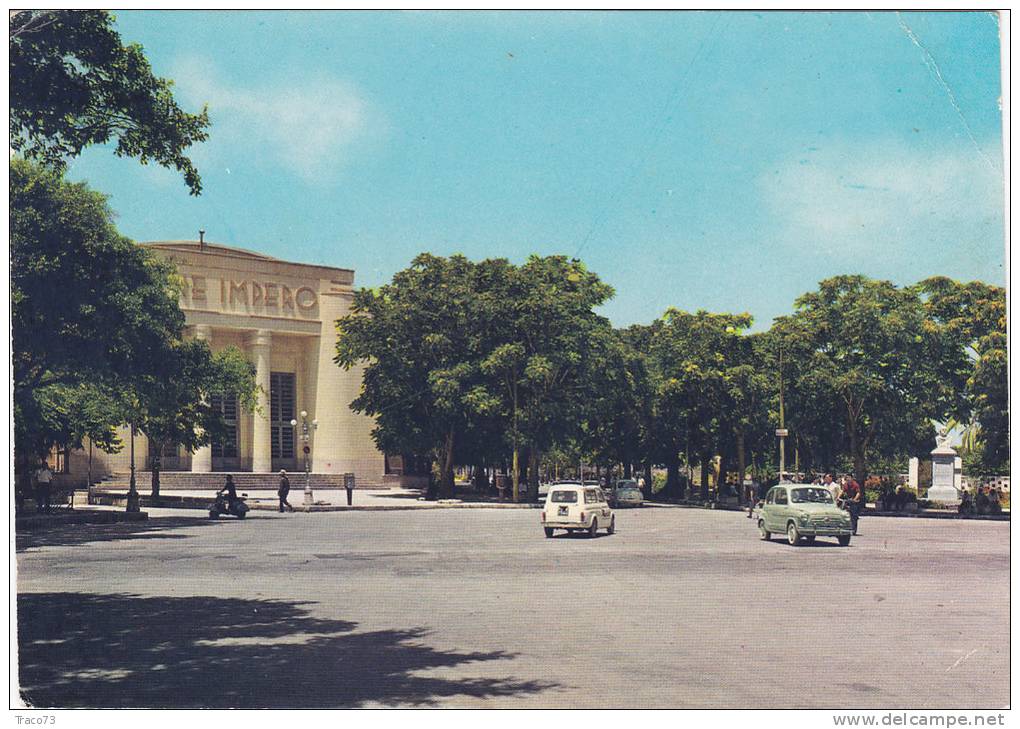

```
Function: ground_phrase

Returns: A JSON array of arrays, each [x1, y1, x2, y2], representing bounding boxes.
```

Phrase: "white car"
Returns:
[[612, 479, 644, 507], [541, 482, 615, 538]]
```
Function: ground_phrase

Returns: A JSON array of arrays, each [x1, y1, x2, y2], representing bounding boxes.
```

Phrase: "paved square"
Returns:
[[16, 506, 1009, 708]]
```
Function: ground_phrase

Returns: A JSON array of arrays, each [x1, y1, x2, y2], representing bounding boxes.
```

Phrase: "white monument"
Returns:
[[928, 433, 961, 505], [908, 457, 919, 492]]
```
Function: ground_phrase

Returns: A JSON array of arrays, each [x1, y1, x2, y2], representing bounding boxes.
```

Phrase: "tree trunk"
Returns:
[[736, 431, 747, 504], [716, 452, 727, 502], [526, 446, 541, 502], [665, 452, 680, 501], [699, 450, 711, 500], [511, 378, 520, 503], [150, 446, 162, 500], [644, 461, 653, 499], [623, 462, 632, 479], [511, 445, 520, 503], [846, 408, 868, 485], [437, 430, 456, 499]]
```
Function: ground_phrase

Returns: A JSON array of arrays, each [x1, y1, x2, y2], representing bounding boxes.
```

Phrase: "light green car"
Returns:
[[758, 484, 852, 546]]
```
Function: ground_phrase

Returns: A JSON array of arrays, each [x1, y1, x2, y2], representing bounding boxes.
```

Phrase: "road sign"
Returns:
[[775, 428, 789, 437]]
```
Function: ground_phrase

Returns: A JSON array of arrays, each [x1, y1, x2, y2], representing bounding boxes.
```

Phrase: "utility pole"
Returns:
[[511, 379, 519, 502], [777, 339, 787, 483]]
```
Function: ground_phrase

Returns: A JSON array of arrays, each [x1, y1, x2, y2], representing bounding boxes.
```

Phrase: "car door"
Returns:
[[763, 488, 777, 530], [773, 487, 789, 530]]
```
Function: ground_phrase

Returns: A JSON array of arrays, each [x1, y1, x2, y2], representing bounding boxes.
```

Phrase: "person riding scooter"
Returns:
[[218, 474, 239, 511], [210, 474, 249, 519]]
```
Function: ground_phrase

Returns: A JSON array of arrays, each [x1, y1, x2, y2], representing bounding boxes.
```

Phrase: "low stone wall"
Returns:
[[93, 471, 413, 492]]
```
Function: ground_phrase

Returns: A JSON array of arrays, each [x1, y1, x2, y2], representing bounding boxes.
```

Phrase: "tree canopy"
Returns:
[[918, 277, 1009, 471], [12, 159, 187, 462], [335, 256, 1004, 503], [11, 159, 255, 486], [782, 275, 972, 483], [130, 340, 258, 498], [336, 253, 614, 500], [10, 10, 209, 194]]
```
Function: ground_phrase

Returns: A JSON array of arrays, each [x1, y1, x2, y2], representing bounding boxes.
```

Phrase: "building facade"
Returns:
[[61, 240, 398, 488]]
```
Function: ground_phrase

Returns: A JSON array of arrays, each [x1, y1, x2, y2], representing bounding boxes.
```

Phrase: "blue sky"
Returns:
[[67, 10, 1005, 330]]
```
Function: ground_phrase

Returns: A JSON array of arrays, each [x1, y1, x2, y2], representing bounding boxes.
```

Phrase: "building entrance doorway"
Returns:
[[271, 372, 297, 471]]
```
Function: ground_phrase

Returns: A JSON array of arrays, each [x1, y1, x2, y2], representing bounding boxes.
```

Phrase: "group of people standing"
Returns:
[[13, 459, 56, 514], [959, 485, 1005, 516]]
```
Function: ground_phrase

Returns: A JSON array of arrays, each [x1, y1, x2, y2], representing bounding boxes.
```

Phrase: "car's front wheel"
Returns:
[[544, 527, 554, 538], [787, 522, 801, 546], [588, 518, 598, 538], [758, 520, 770, 541], [607, 515, 615, 535], [838, 535, 851, 547]]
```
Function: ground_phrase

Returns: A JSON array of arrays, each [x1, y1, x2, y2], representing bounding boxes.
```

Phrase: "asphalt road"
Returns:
[[16, 506, 1010, 708]]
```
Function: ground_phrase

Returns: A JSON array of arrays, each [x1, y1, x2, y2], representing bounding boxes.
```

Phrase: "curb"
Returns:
[[863, 509, 1009, 521], [251, 502, 544, 512], [15, 510, 149, 530]]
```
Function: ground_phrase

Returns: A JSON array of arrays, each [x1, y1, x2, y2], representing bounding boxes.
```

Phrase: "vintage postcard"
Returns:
[[10, 8, 1009, 719]]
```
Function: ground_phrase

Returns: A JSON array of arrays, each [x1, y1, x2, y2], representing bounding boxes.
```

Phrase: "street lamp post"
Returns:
[[290, 411, 318, 506], [126, 423, 140, 513]]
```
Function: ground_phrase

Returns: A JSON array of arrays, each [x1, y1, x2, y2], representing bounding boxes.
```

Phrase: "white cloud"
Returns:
[[760, 142, 1004, 262], [170, 55, 378, 181]]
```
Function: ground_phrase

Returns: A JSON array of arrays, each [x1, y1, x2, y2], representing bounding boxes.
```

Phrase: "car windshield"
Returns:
[[550, 490, 578, 503], [791, 487, 834, 504]]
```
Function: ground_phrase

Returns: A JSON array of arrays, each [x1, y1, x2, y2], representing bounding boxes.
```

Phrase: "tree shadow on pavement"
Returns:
[[17, 592, 557, 708], [16, 516, 222, 552]]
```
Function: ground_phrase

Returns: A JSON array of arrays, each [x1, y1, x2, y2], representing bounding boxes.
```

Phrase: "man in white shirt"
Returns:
[[34, 460, 53, 513], [823, 474, 840, 503]]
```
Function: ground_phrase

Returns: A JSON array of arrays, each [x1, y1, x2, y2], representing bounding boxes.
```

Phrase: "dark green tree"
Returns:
[[335, 254, 500, 499], [482, 256, 615, 502], [648, 309, 756, 500], [11, 159, 185, 476], [787, 275, 971, 484], [919, 277, 1008, 471], [130, 341, 257, 499], [10, 10, 209, 194]]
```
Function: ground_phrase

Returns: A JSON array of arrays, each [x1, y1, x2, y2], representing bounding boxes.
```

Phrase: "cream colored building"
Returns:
[[65, 240, 401, 488]]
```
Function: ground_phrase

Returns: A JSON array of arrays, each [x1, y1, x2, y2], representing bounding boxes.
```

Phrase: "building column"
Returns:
[[247, 329, 273, 473], [191, 324, 214, 473]]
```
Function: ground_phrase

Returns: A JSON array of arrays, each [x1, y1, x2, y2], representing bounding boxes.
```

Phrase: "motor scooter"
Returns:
[[209, 492, 249, 519]]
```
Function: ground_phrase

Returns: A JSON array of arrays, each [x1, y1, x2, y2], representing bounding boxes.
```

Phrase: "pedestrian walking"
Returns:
[[34, 459, 53, 514], [840, 476, 862, 535], [278, 469, 294, 512]]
